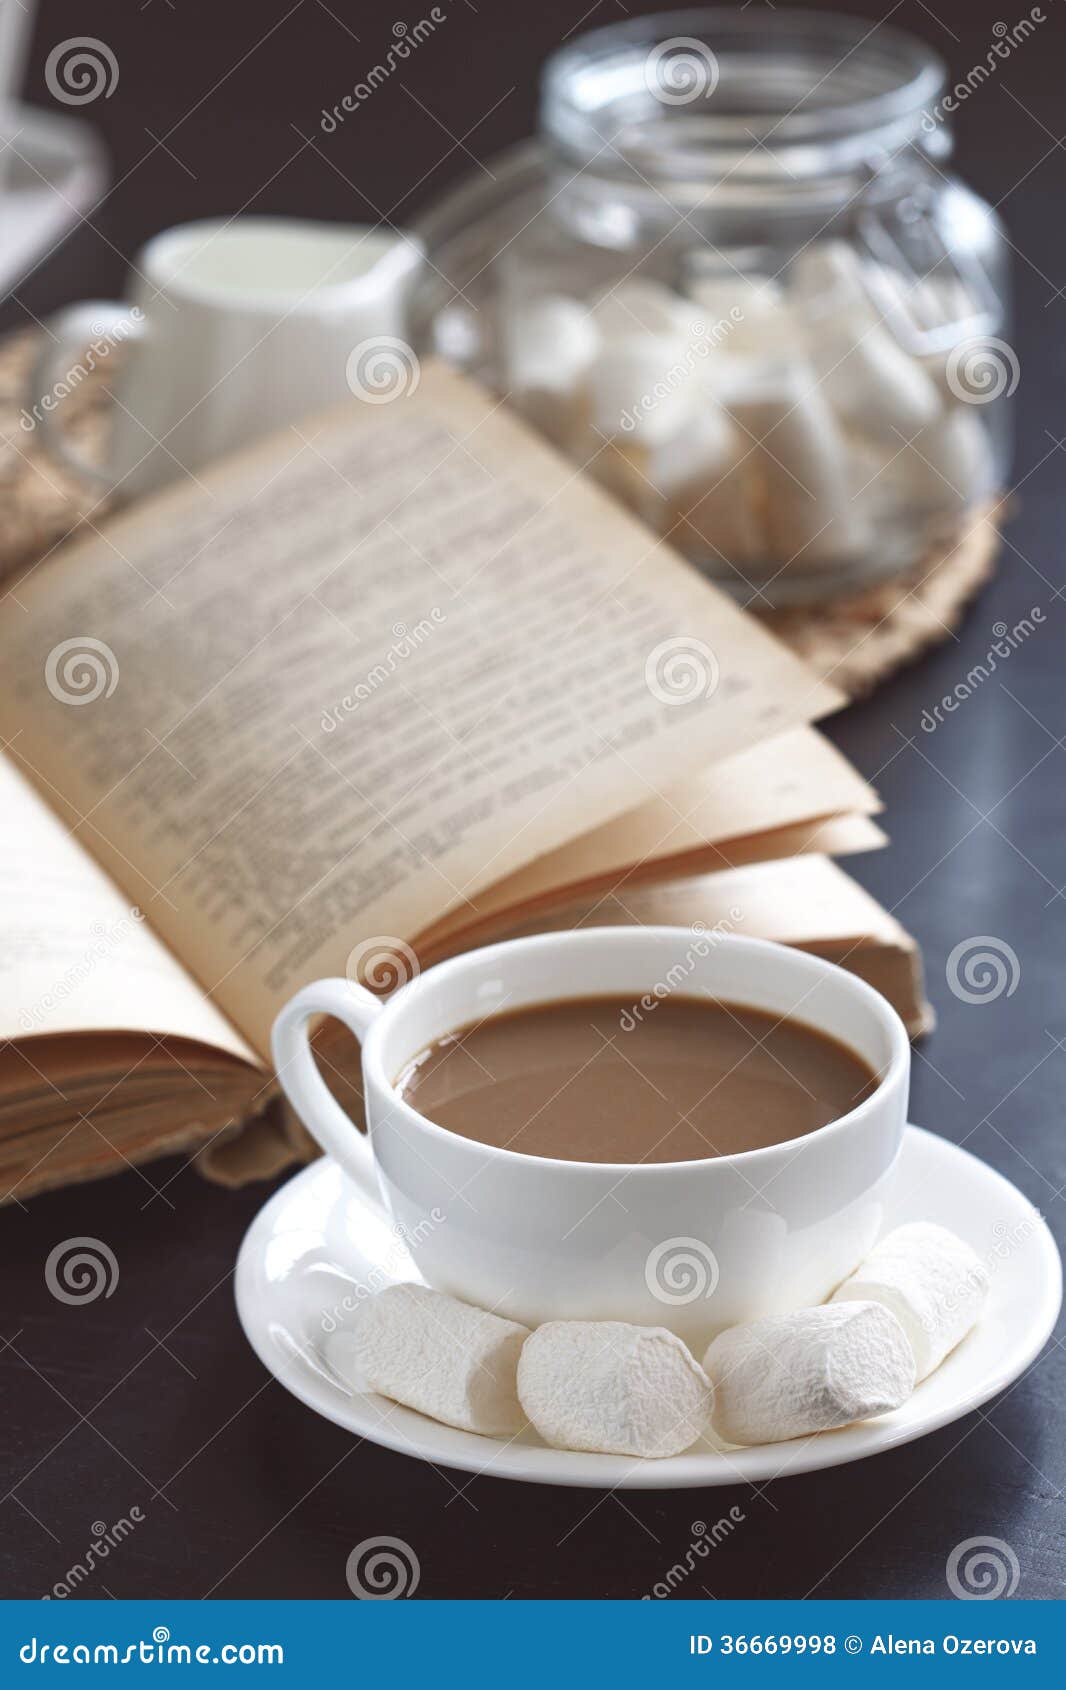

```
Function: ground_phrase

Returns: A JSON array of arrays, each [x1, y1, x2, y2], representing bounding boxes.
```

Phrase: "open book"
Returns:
[[0, 364, 927, 1203]]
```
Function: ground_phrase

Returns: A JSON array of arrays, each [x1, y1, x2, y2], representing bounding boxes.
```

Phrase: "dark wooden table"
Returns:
[[2, 0, 1064, 1601]]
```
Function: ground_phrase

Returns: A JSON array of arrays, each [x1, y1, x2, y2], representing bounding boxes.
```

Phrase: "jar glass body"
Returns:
[[411, 9, 1011, 607]]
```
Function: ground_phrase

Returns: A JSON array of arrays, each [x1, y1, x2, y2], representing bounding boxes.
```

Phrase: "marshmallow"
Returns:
[[704, 1301, 915, 1446], [682, 268, 795, 358], [877, 268, 967, 334], [648, 409, 763, 566], [587, 333, 699, 445], [792, 242, 924, 342], [850, 410, 992, 525], [500, 294, 599, 449], [643, 401, 735, 498], [791, 243, 943, 444], [517, 1320, 713, 1458], [808, 324, 943, 443], [832, 1222, 989, 1380], [843, 434, 929, 577], [328, 1282, 530, 1435], [790, 242, 874, 320], [861, 263, 984, 389], [835, 260, 990, 410], [500, 293, 599, 392], [590, 280, 704, 345], [846, 407, 993, 525], [726, 362, 869, 568], [906, 409, 995, 512]]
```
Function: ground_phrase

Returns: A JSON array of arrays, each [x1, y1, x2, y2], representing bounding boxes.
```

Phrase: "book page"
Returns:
[[429, 726, 879, 933], [418, 813, 886, 954], [0, 755, 256, 1062], [416, 858, 928, 1036], [478, 855, 914, 952], [0, 364, 839, 1055]]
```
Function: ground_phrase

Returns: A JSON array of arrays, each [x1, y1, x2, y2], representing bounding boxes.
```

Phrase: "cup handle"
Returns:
[[26, 301, 144, 491], [271, 978, 385, 1177]]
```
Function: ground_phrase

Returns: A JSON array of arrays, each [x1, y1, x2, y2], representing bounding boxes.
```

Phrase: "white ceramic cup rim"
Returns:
[[358, 928, 910, 1178], [136, 216, 420, 313]]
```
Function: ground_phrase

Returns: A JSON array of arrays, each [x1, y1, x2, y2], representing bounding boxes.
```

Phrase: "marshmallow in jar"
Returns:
[[495, 252, 1002, 602], [415, 10, 1011, 606]]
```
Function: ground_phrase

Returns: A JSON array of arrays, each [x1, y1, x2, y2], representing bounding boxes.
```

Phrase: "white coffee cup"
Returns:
[[271, 928, 910, 1347], [26, 215, 423, 499]]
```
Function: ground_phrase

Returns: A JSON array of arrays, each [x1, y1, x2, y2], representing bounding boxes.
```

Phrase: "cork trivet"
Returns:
[[0, 329, 116, 577], [764, 499, 1004, 697], [0, 328, 1001, 694]]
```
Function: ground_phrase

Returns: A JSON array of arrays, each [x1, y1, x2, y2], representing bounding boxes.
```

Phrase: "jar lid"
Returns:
[[541, 6, 947, 191]]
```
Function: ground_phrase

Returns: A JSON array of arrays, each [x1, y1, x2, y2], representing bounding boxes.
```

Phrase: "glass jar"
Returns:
[[410, 8, 1011, 607]]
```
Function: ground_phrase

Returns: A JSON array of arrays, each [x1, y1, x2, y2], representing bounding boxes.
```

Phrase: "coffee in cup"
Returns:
[[396, 994, 877, 1163]]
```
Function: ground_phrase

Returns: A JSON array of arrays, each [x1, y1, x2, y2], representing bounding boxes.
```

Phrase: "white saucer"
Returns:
[[234, 1127, 1061, 1490]]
